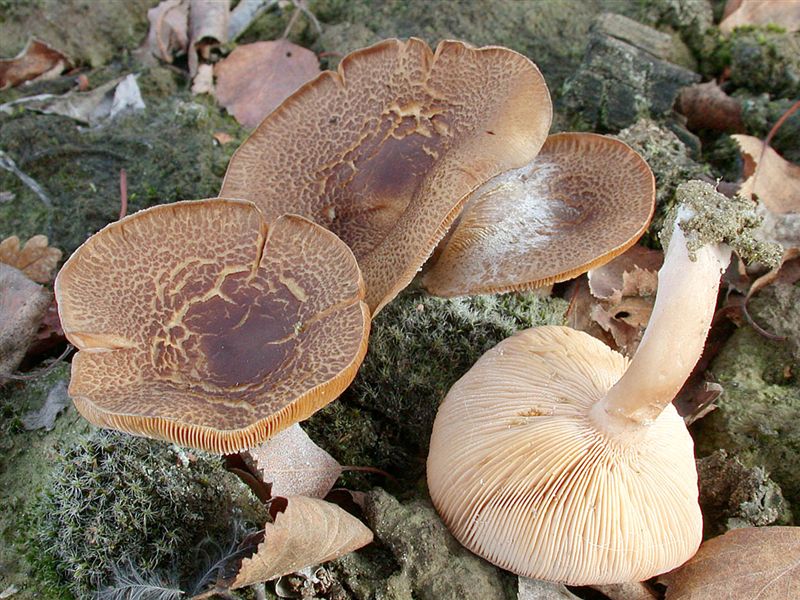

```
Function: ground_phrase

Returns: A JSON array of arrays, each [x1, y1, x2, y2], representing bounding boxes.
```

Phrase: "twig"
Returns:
[[281, 5, 302, 39], [119, 168, 128, 220], [0, 149, 53, 208], [6, 344, 74, 382]]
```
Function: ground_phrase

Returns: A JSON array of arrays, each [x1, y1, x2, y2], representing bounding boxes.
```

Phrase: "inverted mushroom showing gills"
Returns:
[[422, 133, 655, 296], [221, 38, 552, 314], [427, 182, 781, 584], [56, 200, 369, 454]]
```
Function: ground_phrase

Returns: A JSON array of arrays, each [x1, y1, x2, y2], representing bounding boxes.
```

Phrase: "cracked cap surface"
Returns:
[[56, 199, 369, 454], [220, 37, 552, 314]]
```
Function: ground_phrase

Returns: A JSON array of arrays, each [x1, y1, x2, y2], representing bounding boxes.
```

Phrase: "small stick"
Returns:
[[119, 168, 128, 220]]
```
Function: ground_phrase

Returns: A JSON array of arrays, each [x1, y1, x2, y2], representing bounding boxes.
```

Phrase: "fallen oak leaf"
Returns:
[[214, 39, 320, 128], [242, 423, 342, 499], [660, 526, 800, 599], [231, 496, 373, 588], [733, 134, 800, 215], [0, 235, 62, 283], [0, 39, 69, 90]]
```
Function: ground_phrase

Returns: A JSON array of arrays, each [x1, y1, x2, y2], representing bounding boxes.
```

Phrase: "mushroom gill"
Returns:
[[220, 38, 552, 314], [422, 133, 655, 296], [56, 199, 369, 454]]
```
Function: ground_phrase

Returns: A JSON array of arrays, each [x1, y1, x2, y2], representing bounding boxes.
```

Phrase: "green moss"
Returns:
[[706, 28, 800, 99], [615, 119, 708, 244], [306, 289, 568, 489], [0, 91, 245, 255], [27, 429, 265, 597], [309, 0, 646, 102], [0, 365, 90, 598], [695, 305, 800, 519], [0, 0, 152, 68]]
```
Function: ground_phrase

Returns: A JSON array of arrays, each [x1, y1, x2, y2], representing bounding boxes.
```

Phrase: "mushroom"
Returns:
[[55, 199, 369, 454], [427, 181, 780, 584], [220, 38, 552, 314], [421, 133, 655, 296]]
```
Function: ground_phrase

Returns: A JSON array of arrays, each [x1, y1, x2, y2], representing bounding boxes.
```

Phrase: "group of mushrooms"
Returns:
[[55, 38, 747, 588]]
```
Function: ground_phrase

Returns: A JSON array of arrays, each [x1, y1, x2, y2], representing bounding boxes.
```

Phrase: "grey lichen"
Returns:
[[332, 488, 516, 600], [28, 430, 264, 597], [661, 180, 782, 267], [697, 449, 791, 537]]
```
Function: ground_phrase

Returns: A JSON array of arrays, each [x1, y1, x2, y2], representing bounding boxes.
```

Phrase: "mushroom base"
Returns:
[[427, 326, 702, 585]]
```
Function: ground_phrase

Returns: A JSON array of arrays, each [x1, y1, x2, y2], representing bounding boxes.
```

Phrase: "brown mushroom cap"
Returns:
[[421, 133, 655, 296], [56, 199, 369, 454], [427, 326, 701, 585], [220, 38, 552, 314]]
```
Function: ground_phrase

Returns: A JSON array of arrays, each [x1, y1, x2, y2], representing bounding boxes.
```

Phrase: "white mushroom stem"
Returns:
[[596, 206, 732, 427]]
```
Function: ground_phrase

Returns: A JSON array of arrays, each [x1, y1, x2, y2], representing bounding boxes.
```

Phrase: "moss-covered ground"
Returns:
[[2, 0, 800, 597]]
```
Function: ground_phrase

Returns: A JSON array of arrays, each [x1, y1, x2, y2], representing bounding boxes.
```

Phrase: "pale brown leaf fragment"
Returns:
[[676, 82, 745, 133], [242, 424, 342, 499], [720, 0, 800, 34], [518, 577, 579, 599], [232, 496, 373, 588], [145, 0, 190, 63], [661, 526, 800, 599], [0, 264, 52, 380], [0, 39, 69, 90], [733, 134, 800, 215], [214, 39, 320, 128], [0, 235, 62, 283]]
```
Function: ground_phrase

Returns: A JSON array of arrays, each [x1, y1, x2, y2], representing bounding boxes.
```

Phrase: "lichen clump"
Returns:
[[29, 430, 261, 596], [661, 180, 782, 267]]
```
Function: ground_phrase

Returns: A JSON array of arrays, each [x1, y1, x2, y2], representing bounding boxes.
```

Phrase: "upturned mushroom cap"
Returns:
[[220, 38, 552, 314], [427, 326, 701, 585], [421, 133, 655, 296], [56, 199, 369, 454]]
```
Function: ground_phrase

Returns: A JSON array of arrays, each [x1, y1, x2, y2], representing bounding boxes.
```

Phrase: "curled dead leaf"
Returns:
[[0, 235, 62, 283], [214, 39, 320, 128], [145, 0, 190, 63], [231, 496, 372, 588], [189, 0, 229, 76], [0, 39, 69, 90], [661, 526, 800, 599], [242, 424, 343, 499]]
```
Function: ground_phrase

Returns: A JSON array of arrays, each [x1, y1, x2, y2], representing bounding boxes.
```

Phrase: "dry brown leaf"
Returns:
[[588, 245, 662, 302], [661, 526, 800, 599], [676, 81, 745, 133], [242, 424, 343, 499], [214, 39, 320, 128], [0, 264, 52, 379], [0, 39, 69, 90], [232, 496, 373, 588], [189, 0, 230, 76], [0, 235, 62, 283], [720, 0, 800, 34], [733, 134, 800, 215], [145, 0, 190, 63]]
